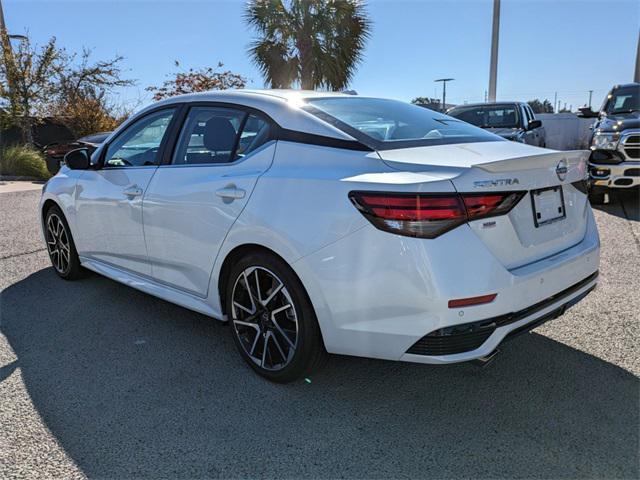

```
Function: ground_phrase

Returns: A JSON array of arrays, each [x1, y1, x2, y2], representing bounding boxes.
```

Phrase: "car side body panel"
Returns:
[[39, 90, 600, 369]]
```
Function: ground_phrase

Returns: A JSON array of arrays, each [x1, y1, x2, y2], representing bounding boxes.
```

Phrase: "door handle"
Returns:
[[216, 186, 246, 200], [123, 185, 143, 197]]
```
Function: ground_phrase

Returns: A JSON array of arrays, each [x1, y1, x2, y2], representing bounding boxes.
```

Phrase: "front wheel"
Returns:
[[226, 252, 327, 383], [44, 206, 85, 280], [588, 189, 606, 205]]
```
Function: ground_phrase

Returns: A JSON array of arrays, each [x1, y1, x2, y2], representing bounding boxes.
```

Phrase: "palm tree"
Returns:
[[245, 0, 371, 91]]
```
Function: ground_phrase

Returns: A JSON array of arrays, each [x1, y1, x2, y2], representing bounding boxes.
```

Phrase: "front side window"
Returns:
[[173, 107, 270, 165], [304, 97, 500, 150], [104, 109, 175, 167]]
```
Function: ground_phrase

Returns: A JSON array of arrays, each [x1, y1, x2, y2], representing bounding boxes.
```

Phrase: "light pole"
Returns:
[[0, 0, 27, 148], [488, 0, 501, 102], [635, 29, 639, 83], [435, 78, 454, 112]]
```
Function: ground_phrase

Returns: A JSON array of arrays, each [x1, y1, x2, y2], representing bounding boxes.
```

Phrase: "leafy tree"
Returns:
[[50, 49, 135, 137], [1, 31, 134, 142], [0, 30, 65, 143], [146, 61, 247, 101], [527, 98, 554, 114], [245, 0, 372, 90]]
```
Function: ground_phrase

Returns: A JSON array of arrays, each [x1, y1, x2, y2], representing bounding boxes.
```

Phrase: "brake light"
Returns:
[[462, 192, 525, 219], [349, 191, 525, 239]]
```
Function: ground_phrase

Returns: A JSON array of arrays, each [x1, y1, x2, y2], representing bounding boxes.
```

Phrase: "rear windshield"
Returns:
[[303, 97, 502, 150], [447, 104, 520, 129]]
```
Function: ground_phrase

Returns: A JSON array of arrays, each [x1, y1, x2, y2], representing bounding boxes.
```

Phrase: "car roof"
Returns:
[[611, 83, 640, 90], [139, 89, 358, 140], [449, 101, 525, 109]]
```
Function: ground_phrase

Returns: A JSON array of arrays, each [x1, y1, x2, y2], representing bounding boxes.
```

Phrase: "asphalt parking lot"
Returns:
[[0, 185, 638, 479]]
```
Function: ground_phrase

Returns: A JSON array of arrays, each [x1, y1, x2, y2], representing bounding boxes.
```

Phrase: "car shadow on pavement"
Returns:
[[592, 190, 639, 222], [2, 268, 639, 479]]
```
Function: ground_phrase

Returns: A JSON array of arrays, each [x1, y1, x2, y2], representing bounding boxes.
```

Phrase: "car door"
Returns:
[[520, 105, 534, 145], [529, 106, 545, 146], [142, 105, 275, 296], [74, 107, 178, 276]]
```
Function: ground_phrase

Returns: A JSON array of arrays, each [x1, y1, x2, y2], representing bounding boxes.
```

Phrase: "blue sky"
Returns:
[[4, 0, 639, 110]]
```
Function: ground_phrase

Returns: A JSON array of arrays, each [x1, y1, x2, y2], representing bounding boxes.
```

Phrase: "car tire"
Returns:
[[45, 156, 60, 175], [588, 190, 606, 205], [44, 206, 85, 280], [225, 251, 327, 383]]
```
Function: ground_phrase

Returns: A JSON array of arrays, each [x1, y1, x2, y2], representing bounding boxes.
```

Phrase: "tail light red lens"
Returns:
[[349, 191, 525, 239]]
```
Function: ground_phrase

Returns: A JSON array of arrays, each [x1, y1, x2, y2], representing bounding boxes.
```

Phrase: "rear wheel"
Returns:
[[225, 251, 326, 383], [44, 206, 84, 280]]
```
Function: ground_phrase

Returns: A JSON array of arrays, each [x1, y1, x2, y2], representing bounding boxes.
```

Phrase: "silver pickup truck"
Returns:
[[447, 101, 546, 147]]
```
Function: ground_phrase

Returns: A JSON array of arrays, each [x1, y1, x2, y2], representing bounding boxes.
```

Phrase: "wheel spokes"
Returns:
[[46, 214, 71, 273], [231, 266, 299, 371]]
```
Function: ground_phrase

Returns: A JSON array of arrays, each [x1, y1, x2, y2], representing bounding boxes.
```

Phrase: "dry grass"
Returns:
[[0, 145, 51, 180]]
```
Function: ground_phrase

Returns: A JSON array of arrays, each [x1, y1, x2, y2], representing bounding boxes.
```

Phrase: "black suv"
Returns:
[[585, 83, 639, 204]]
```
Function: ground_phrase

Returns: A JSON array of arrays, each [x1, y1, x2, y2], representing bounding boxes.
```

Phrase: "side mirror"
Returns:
[[64, 148, 91, 170], [528, 119, 542, 130], [577, 107, 599, 118]]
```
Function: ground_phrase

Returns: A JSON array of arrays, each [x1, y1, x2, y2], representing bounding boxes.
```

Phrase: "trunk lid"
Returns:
[[378, 141, 590, 269]]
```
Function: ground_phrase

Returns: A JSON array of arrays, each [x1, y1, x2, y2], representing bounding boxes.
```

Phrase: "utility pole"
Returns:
[[435, 78, 454, 112], [588, 90, 593, 109], [635, 29, 640, 83], [553, 91, 558, 113], [488, 0, 500, 102]]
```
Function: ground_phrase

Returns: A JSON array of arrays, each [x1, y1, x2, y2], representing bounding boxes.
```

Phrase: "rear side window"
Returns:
[[304, 97, 500, 150], [172, 107, 270, 165]]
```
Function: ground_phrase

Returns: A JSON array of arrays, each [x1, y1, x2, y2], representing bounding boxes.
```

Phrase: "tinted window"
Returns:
[[173, 108, 269, 165], [604, 86, 639, 114], [303, 97, 500, 150], [104, 109, 175, 167], [237, 114, 271, 158], [448, 104, 520, 129]]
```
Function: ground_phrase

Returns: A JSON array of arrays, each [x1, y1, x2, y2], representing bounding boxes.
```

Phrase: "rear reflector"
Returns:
[[448, 294, 497, 308], [349, 191, 525, 239]]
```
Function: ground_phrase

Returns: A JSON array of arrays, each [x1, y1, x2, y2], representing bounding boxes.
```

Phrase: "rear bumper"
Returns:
[[294, 204, 600, 364], [590, 160, 640, 189], [401, 272, 597, 363]]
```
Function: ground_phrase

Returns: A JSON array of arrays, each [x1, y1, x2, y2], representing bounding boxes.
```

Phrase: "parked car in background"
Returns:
[[447, 102, 546, 147], [43, 131, 111, 174], [584, 83, 639, 204], [41, 90, 598, 382]]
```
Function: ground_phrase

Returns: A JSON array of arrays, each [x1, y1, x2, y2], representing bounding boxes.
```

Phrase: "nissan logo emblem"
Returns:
[[556, 160, 568, 181]]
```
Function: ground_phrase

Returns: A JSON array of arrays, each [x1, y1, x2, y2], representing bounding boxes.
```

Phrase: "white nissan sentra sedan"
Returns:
[[40, 90, 600, 382]]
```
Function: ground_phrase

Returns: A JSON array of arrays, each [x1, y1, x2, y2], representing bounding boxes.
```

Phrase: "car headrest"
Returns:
[[203, 117, 237, 151]]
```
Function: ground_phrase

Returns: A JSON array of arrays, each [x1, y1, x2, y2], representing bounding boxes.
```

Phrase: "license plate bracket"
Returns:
[[531, 186, 566, 227]]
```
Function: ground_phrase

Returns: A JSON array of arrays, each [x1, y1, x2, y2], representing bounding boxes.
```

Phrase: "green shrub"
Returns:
[[0, 145, 51, 180]]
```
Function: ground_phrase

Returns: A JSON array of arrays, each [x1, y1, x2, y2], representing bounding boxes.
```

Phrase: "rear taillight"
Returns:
[[349, 191, 525, 239]]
